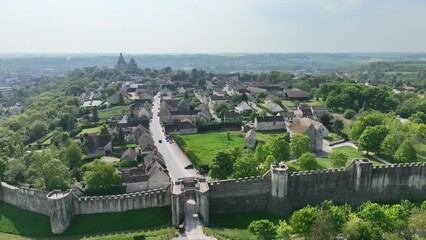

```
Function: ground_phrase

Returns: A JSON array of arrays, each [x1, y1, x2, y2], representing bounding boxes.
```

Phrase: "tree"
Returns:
[[381, 131, 405, 158], [307, 209, 337, 240], [297, 152, 318, 171], [290, 205, 319, 235], [100, 124, 110, 135], [216, 102, 229, 119], [320, 114, 332, 127], [247, 219, 277, 240], [350, 111, 386, 140], [249, 111, 258, 121], [0, 158, 6, 181], [394, 140, 417, 163], [408, 111, 426, 124], [209, 150, 234, 180], [264, 137, 290, 163], [92, 106, 99, 122], [263, 155, 276, 172], [290, 134, 311, 158], [118, 93, 124, 105], [328, 150, 348, 168], [84, 160, 121, 189], [232, 156, 259, 178], [64, 142, 83, 170], [332, 119, 344, 133], [358, 202, 390, 231], [343, 109, 356, 119], [4, 159, 26, 184], [118, 128, 125, 145], [358, 125, 389, 154], [342, 213, 372, 240], [29, 120, 47, 140], [27, 151, 69, 191], [276, 220, 292, 240], [254, 144, 268, 163]]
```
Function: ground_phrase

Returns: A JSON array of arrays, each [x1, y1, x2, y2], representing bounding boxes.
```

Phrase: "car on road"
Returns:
[[158, 140, 162, 143], [184, 164, 194, 169]]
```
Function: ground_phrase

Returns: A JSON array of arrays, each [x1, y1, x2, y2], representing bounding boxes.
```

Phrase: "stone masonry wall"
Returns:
[[208, 174, 271, 213], [287, 168, 352, 209], [0, 182, 50, 216], [73, 186, 171, 215]]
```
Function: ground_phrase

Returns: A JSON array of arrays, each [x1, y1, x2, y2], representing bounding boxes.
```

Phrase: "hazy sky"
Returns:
[[1, 0, 426, 53]]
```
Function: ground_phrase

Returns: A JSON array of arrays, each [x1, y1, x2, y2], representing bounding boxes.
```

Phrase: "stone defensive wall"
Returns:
[[1, 159, 425, 234], [0, 182, 171, 234], [209, 159, 426, 216], [208, 173, 271, 213], [74, 187, 171, 215], [0, 182, 50, 216]]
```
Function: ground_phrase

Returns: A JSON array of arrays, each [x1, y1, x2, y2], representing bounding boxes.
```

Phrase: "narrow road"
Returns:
[[150, 94, 199, 181]]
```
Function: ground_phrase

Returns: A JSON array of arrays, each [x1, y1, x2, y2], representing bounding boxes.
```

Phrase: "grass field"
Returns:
[[205, 211, 284, 240], [78, 126, 102, 136], [0, 203, 171, 237], [287, 146, 383, 171], [0, 203, 52, 237], [179, 131, 245, 166], [85, 227, 175, 240], [178, 131, 284, 166], [98, 105, 128, 120]]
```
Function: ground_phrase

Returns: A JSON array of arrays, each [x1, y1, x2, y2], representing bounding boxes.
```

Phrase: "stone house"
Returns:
[[85, 135, 113, 158], [137, 133, 156, 154], [223, 111, 240, 122], [254, 116, 286, 131], [295, 104, 313, 119], [177, 121, 198, 135], [287, 117, 324, 152], [177, 87, 186, 94], [121, 148, 137, 163], [265, 100, 284, 113], [177, 99, 190, 111], [280, 112, 295, 122], [311, 106, 329, 118], [284, 88, 310, 101], [245, 129, 257, 149], [235, 101, 252, 115]]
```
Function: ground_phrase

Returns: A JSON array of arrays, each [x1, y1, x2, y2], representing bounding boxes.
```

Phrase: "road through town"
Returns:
[[150, 94, 199, 181]]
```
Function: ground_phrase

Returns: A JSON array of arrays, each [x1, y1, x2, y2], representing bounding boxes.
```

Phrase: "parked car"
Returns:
[[184, 164, 194, 169], [158, 140, 162, 143]]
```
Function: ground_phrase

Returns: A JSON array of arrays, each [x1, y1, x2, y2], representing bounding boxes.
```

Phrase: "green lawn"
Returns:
[[178, 131, 284, 166], [179, 131, 245, 166], [78, 126, 102, 136], [0, 203, 52, 237], [0, 203, 171, 237], [287, 146, 384, 171], [205, 211, 284, 240], [324, 132, 342, 141], [85, 227, 175, 240], [98, 105, 128, 120]]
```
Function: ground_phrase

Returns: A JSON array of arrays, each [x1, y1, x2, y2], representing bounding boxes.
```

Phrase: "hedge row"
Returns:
[[197, 120, 242, 132]]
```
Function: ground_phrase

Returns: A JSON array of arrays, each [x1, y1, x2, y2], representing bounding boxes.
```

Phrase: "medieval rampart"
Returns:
[[208, 173, 271, 213], [74, 186, 171, 215], [1, 159, 425, 234], [0, 183, 171, 234], [0, 182, 50, 216]]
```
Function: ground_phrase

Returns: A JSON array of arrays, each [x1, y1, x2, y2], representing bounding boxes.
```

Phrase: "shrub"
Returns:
[[343, 109, 356, 119]]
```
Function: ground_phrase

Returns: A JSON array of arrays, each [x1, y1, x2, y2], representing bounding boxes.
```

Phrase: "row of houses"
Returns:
[[252, 115, 328, 152]]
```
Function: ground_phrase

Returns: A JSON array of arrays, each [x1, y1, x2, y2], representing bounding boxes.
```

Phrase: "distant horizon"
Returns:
[[1, 1, 426, 53], [1, 52, 426, 57]]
